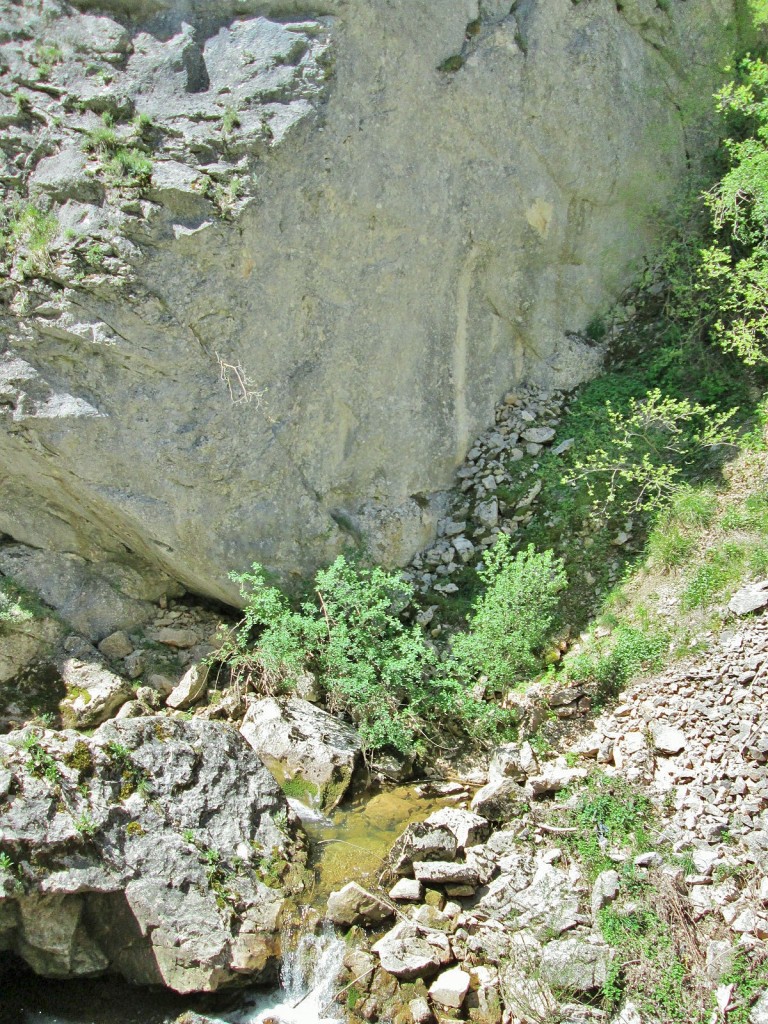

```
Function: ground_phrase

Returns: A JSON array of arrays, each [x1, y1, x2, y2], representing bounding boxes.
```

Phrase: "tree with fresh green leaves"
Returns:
[[449, 537, 566, 690]]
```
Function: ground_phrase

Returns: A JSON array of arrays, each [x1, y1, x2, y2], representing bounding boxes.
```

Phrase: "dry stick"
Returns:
[[312, 964, 378, 1016], [535, 822, 578, 835]]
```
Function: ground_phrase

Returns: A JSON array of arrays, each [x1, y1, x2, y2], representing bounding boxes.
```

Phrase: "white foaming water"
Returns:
[[222, 926, 345, 1024], [287, 798, 333, 827]]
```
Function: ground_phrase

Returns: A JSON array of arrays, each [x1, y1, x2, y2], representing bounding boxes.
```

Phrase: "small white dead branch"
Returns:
[[216, 351, 266, 406]]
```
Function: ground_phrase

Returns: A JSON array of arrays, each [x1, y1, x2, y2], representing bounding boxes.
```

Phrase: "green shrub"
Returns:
[[566, 625, 668, 703], [104, 148, 152, 186], [221, 555, 514, 754], [565, 390, 738, 517], [563, 772, 655, 880], [22, 736, 60, 784], [681, 541, 747, 608], [718, 948, 768, 1024], [449, 537, 566, 690], [83, 124, 120, 155]]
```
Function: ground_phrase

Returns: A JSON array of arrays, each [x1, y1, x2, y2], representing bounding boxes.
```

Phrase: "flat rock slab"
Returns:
[[166, 663, 209, 710], [326, 882, 393, 927], [729, 581, 768, 616], [413, 861, 481, 886], [371, 921, 452, 979], [240, 696, 361, 811]]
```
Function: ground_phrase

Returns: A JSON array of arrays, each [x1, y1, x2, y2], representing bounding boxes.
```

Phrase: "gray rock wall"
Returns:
[[0, 0, 739, 602]]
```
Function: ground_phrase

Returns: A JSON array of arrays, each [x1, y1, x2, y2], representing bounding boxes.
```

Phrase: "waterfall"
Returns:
[[224, 925, 345, 1024]]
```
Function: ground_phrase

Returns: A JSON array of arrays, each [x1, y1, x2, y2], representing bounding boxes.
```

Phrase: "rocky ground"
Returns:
[[321, 603, 768, 1024], [1, 333, 767, 1019]]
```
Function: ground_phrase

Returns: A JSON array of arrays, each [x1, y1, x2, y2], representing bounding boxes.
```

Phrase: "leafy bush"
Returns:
[[565, 625, 669, 703], [564, 389, 738, 517], [220, 555, 518, 754], [450, 537, 566, 690], [104, 148, 152, 187]]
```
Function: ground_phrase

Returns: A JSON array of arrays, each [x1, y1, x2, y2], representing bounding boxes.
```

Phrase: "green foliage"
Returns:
[[565, 625, 668, 703], [221, 554, 514, 754], [0, 202, 58, 278], [438, 54, 465, 73], [647, 487, 718, 569], [670, 55, 768, 367], [84, 242, 108, 267], [83, 113, 153, 189], [450, 538, 566, 690], [681, 536, 768, 609], [718, 948, 768, 1024], [221, 107, 241, 133], [0, 851, 14, 872], [83, 124, 121, 155], [64, 740, 93, 779], [22, 736, 60, 784], [598, 905, 695, 1022], [104, 147, 153, 186], [33, 42, 63, 79], [0, 577, 39, 625], [73, 811, 98, 837], [562, 772, 655, 880], [564, 390, 738, 517]]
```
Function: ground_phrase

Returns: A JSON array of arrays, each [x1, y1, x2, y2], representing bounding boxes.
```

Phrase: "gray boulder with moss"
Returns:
[[239, 695, 361, 811], [0, 717, 306, 993]]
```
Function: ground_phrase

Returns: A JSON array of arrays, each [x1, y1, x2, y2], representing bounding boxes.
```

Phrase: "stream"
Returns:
[[0, 784, 451, 1024]]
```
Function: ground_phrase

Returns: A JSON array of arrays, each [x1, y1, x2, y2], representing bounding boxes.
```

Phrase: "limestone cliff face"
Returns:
[[0, 0, 739, 604]]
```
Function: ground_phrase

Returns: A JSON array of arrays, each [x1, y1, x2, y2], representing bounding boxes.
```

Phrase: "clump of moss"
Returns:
[[438, 54, 464, 73], [64, 740, 93, 780], [125, 821, 145, 837]]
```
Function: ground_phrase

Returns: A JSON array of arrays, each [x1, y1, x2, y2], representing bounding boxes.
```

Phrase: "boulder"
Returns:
[[0, 718, 302, 993], [650, 724, 687, 756], [240, 696, 361, 811], [729, 581, 768, 616], [591, 870, 620, 920], [326, 882, 393, 927], [0, 546, 173, 642], [97, 632, 134, 660], [166, 663, 210, 710], [389, 878, 424, 902], [539, 936, 614, 991], [470, 778, 526, 821], [371, 921, 453, 979], [389, 822, 458, 876], [424, 808, 490, 851], [429, 966, 471, 1008], [58, 646, 133, 729]]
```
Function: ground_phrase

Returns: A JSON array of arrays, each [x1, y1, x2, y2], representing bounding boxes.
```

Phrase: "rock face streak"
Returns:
[[0, 0, 737, 600]]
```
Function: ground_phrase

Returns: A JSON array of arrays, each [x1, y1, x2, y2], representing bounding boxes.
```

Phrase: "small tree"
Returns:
[[450, 537, 566, 690]]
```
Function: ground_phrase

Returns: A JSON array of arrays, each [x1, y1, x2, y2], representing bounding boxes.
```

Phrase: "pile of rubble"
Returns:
[[404, 384, 570, 599]]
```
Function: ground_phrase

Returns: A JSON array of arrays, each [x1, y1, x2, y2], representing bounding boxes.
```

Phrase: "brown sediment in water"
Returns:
[[303, 784, 453, 900]]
